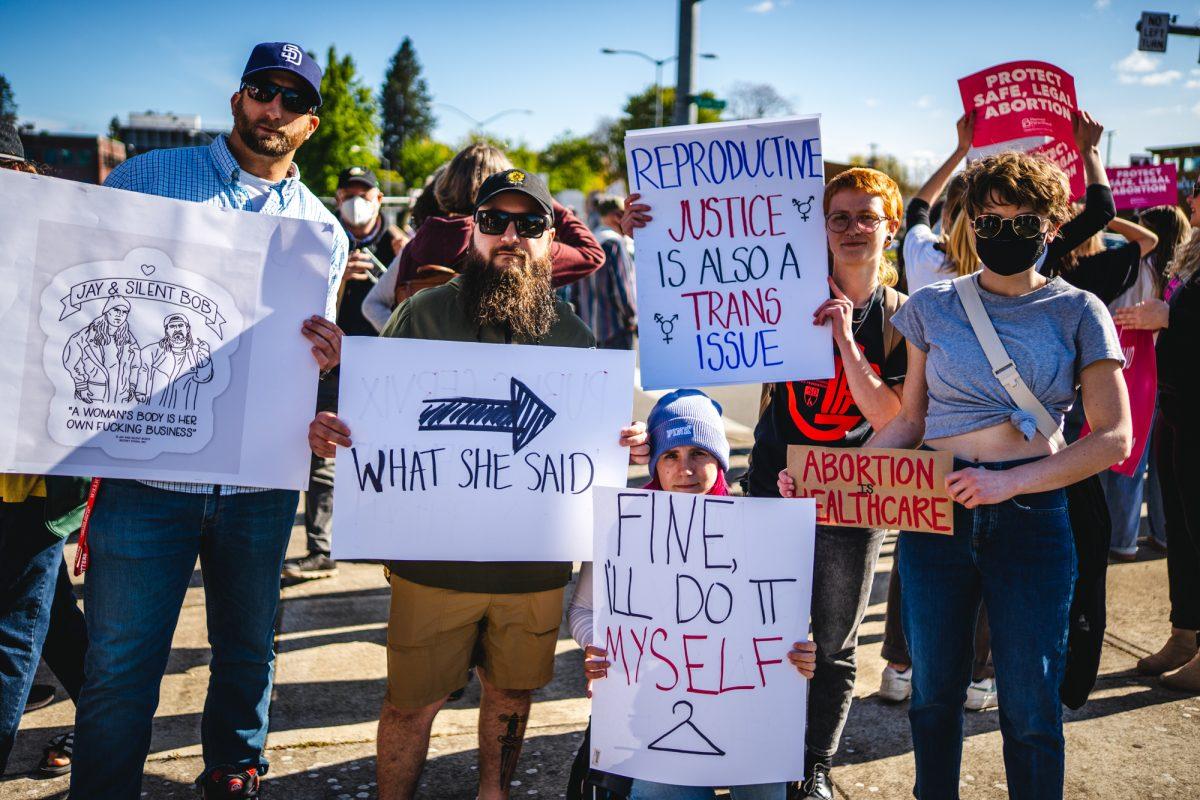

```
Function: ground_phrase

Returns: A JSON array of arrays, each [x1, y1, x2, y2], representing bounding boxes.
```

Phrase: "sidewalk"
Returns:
[[6, 449, 1199, 798]]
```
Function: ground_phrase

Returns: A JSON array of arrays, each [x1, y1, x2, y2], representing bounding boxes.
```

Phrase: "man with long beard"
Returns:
[[138, 313, 213, 410], [74, 42, 346, 799], [308, 169, 648, 800]]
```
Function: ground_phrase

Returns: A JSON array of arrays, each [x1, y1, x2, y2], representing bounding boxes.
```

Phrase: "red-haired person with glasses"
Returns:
[[625, 167, 909, 800]]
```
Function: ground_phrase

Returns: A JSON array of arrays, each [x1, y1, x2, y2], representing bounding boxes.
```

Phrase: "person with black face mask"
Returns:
[[864, 150, 1132, 800]]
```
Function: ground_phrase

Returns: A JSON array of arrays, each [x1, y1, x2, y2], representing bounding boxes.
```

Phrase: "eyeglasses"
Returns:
[[824, 212, 890, 233], [971, 213, 1046, 240], [240, 81, 317, 115], [474, 209, 552, 239]]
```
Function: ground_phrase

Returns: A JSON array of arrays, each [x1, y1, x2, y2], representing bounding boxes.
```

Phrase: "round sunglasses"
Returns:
[[824, 211, 891, 233], [972, 213, 1047, 240]]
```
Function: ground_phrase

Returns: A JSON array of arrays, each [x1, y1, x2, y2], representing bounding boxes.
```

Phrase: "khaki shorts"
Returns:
[[385, 576, 565, 709]]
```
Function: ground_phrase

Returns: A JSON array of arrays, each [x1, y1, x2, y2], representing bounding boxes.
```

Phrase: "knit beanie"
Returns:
[[647, 389, 730, 476]]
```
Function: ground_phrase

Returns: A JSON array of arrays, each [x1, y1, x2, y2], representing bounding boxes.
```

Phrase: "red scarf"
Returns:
[[643, 470, 730, 496]]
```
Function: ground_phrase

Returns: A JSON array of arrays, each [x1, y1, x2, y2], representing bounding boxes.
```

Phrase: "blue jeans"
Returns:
[[630, 779, 786, 799], [1098, 437, 1153, 556], [899, 457, 1075, 800], [70, 480, 298, 799], [0, 497, 62, 774]]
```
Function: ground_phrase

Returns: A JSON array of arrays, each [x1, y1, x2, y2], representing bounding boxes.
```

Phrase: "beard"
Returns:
[[232, 97, 308, 157], [459, 245, 556, 341]]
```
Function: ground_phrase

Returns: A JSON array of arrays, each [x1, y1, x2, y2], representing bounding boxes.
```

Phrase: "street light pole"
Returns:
[[674, 0, 700, 126], [601, 47, 717, 128], [434, 103, 532, 135], [654, 61, 664, 128]]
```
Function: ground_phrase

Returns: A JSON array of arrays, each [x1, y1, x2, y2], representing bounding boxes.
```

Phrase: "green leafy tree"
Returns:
[[108, 115, 122, 142], [0, 74, 17, 126], [506, 142, 541, 175], [380, 38, 435, 174], [397, 137, 454, 188], [604, 85, 722, 180], [539, 133, 608, 193], [294, 46, 380, 196]]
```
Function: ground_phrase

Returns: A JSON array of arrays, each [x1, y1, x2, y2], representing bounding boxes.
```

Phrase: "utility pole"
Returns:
[[672, 0, 700, 126], [1105, 130, 1116, 167]]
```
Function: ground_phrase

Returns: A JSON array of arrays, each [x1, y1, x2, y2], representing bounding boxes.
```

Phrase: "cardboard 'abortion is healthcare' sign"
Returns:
[[786, 445, 955, 535]]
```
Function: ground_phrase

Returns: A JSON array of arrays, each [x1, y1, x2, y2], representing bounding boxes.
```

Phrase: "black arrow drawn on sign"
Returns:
[[417, 377, 556, 453]]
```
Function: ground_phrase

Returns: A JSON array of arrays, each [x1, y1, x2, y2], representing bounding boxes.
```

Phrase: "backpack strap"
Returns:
[[952, 274, 1067, 451], [758, 284, 909, 421], [881, 285, 908, 360]]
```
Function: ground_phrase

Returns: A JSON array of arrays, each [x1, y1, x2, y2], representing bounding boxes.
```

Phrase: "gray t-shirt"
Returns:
[[891, 275, 1124, 441]]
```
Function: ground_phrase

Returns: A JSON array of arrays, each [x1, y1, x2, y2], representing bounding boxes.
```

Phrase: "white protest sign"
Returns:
[[624, 115, 832, 390], [590, 486, 816, 786], [331, 338, 634, 561], [0, 169, 334, 490]]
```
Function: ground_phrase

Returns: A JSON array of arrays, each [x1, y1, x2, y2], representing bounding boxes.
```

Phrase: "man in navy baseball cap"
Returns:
[[229, 41, 324, 163], [241, 42, 323, 108]]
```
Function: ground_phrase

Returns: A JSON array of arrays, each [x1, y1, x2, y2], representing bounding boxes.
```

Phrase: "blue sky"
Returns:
[[5, 0, 1200, 176]]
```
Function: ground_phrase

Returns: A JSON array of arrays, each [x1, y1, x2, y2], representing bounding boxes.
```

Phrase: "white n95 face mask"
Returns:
[[340, 196, 377, 227]]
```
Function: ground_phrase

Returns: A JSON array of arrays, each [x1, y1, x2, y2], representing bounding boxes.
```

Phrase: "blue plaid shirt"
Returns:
[[104, 134, 348, 495]]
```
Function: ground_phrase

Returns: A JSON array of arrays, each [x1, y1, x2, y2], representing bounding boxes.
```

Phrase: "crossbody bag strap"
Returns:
[[952, 275, 1067, 451]]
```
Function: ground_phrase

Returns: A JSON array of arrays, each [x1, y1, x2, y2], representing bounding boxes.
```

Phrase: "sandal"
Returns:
[[39, 731, 73, 776]]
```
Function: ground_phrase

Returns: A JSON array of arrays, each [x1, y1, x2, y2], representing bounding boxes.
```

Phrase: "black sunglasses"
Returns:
[[474, 209, 552, 239], [972, 213, 1046, 240], [240, 80, 317, 115]]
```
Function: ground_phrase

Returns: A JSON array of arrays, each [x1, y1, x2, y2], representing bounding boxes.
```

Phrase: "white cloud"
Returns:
[[747, 1, 774, 12], [1094, 0, 1111, 8], [1140, 69, 1183, 86], [1146, 105, 1186, 116], [1193, 101, 1200, 116], [1114, 50, 1160, 74], [914, 95, 935, 110], [1187, 79, 1200, 89], [1114, 50, 1182, 85], [864, 97, 880, 108]]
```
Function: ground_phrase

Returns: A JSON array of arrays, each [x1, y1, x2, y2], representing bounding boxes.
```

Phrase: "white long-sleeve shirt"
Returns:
[[568, 561, 595, 649]]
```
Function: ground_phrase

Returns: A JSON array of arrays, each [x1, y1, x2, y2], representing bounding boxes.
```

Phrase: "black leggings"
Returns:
[[1156, 391, 1200, 631]]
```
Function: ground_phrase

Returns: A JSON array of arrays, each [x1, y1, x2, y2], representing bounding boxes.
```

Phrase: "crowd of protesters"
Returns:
[[2, 37, 1200, 800]]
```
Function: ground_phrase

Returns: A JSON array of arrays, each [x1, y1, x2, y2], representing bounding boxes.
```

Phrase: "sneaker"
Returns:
[[878, 665, 912, 703], [965, 677, 998, 711], [281, 553, 337, 580], [196, 765, 261, 798]]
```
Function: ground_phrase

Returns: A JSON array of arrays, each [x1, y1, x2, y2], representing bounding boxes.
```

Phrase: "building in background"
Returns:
[[117, 112, 226, 156], [19, 132, 126, 184], [1146, 143, 1199, 200]]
